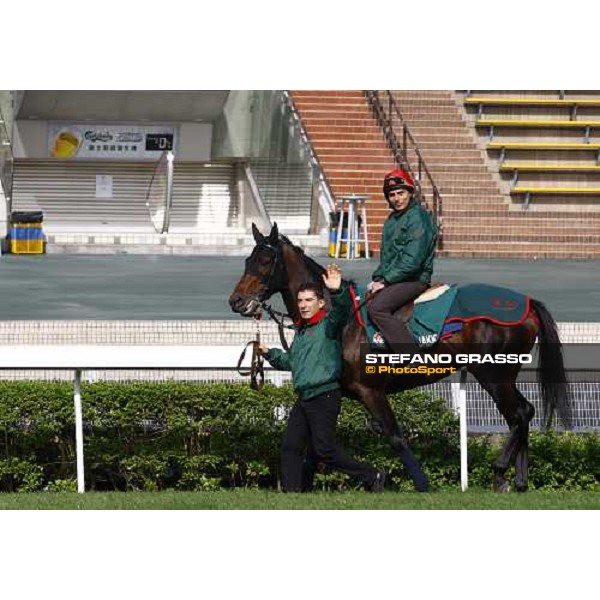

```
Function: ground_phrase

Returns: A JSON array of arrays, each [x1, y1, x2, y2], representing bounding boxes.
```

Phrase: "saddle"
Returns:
[[373, 282, 451, 325]]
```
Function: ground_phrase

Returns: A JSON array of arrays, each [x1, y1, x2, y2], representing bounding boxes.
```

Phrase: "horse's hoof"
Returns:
[[495, 481, 511, 493]]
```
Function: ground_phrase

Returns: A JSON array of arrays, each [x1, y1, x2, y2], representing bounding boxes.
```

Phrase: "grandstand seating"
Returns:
[[478, 119, 600, 129], [466, 97, 600, 106], [291, 90, 600, 258], [489, 142, 600, 150], [462, 91, 600, 254], [466, 91, 600, 187], [387, 91, 515, 256]]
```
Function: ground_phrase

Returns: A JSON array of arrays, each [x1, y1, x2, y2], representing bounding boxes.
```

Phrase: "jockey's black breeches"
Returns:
[[367, 280, 428, 346]]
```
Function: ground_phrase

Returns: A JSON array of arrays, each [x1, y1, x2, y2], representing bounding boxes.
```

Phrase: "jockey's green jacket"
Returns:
[[372, 199, 437, 285], [264, 285, 352, 400]]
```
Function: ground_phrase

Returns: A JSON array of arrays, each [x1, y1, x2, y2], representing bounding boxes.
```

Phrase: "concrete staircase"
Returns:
[[389, 90, 600, 258], [289, 91, 395, 253]]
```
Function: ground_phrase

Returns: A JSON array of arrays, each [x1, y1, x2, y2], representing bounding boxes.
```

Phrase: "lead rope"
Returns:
[[236, 313, 265, 390]]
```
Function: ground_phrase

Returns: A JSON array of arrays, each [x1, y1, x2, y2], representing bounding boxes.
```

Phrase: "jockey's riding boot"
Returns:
[[385, 321, 423, 358]]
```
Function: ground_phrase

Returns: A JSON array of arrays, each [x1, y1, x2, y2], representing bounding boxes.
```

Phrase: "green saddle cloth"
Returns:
[[355, 283, 529, 349], [446, 283, 530, 324], [410, 285, 459, 345]]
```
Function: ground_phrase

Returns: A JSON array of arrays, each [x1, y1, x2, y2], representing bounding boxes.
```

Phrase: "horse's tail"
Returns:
[[531, 298, 572, 429]]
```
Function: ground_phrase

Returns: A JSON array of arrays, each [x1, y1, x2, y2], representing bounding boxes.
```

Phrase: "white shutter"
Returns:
[[12, 161, 237, 233]]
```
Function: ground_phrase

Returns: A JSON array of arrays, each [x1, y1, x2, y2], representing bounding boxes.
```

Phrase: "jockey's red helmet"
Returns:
[[383, 169, 415, 199]]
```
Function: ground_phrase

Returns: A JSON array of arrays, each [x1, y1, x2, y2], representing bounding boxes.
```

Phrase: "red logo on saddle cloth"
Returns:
[[491, 298, 519, 311]]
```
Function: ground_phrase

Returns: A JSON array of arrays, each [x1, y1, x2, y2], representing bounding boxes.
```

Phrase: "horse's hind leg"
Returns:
[[512, 387, 535, 492], [359, 387, 429, 492], [472, 374, 533, 492]]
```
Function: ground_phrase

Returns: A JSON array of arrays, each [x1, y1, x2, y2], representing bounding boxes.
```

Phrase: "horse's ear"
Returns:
[[252, 222, 265, 245], [268, 222, 279, 245]]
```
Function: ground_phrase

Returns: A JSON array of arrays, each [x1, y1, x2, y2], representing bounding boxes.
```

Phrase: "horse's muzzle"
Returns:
[[229, 293, 246, 313], [229, 293, 259, 316]]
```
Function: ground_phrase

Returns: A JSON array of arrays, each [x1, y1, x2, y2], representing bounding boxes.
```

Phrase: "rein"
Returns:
[[236, 302, 295, 391], [236, 316, 265, 391], [260, 301, 294, 351]]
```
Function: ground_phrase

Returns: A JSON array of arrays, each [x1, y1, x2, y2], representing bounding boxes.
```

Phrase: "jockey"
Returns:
[[367, 169, 437, 353], [258, 264, 385, 493]]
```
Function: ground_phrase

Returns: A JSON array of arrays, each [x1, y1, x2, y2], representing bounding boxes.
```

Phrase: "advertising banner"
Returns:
[[48, 124, 176, 160]]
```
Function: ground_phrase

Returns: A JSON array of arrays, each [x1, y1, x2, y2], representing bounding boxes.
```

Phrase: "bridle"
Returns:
[[236, 240, 294, 388], [246, 241, 295, 337], [252, 242, 286, 297], [235, 238, 372, 388]]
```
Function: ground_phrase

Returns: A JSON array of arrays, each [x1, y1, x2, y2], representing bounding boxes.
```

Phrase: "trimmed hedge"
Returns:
[[0, 381, 598, 492]]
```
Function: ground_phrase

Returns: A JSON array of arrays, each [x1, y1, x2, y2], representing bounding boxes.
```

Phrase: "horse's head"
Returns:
[[229, 222, 286, 316]]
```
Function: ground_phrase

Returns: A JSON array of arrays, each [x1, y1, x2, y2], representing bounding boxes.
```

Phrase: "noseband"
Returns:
[[246, 242, 288, 304]]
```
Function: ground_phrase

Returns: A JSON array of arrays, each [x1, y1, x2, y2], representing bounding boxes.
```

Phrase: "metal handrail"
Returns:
[[243, 163, 272, 228], [365, 90, 443, 249], [281, 91, 336, 214]]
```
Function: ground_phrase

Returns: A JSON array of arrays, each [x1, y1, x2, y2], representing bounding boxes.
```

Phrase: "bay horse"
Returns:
[[229, 223, 571, 492]]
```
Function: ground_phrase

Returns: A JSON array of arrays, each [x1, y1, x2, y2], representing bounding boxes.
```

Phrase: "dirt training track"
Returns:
[[0, 255, 597, 321]]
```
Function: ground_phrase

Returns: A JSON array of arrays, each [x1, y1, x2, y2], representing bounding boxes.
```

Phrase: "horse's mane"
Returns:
[[279, 234, 325, 279], [279, 234, 356, 289]]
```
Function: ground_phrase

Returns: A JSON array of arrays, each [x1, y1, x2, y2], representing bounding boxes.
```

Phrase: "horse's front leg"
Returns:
[[351, 384, 429, 492]]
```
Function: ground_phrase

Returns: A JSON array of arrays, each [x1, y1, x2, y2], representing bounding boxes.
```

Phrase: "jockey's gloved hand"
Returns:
[[368, 281, 385, 294]]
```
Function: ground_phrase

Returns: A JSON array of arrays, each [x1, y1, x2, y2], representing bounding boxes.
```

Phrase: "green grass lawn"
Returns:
[[0, 489, 598, 510]]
